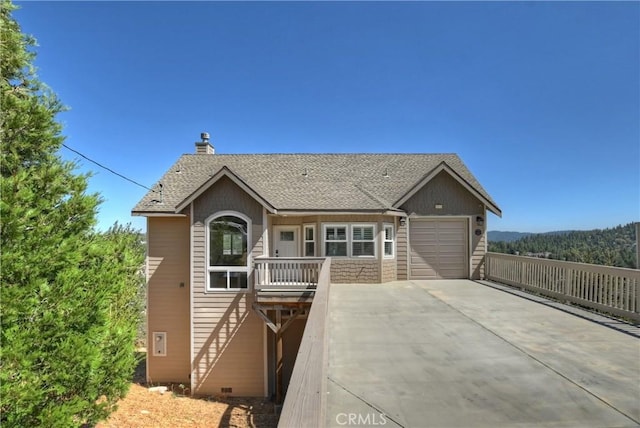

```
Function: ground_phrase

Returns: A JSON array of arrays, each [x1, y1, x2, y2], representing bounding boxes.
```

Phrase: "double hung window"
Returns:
[[351, 225, 375, 257], [383, 224, 394, 258], [304, 225, 316, 257], [323, 224, 376, 258], [324, 225, 347, 257]]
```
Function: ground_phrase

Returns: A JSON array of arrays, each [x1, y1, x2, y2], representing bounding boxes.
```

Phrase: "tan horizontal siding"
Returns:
[[191, 177, 266, 396], [193, 222, 206, 290], [192, 296, 250, 306], [191, 294, 264, 397], [396, 220, 408, 280], [147, 217, 191, 384], [470, 208, 487, 279]]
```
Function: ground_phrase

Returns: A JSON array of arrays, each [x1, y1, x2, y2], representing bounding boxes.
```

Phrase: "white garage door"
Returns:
[[409, 219, 468, 279]]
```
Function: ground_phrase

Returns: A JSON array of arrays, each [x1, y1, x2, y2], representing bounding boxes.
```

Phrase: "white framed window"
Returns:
[[351, 224, 376, 257], [322, 224, 376, 258], [324, 224, 348, 257], [303, 224, 316, 257], [279, 230, 294, 242], [206, 212, 251, 291], [383, 223, 394, 258]]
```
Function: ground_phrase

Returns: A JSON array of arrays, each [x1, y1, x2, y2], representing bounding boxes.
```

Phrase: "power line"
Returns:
[[61, 143, 156, 192]]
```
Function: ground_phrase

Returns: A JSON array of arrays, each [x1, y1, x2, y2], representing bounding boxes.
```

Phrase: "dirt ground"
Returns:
[[96, 355, 279, 428]]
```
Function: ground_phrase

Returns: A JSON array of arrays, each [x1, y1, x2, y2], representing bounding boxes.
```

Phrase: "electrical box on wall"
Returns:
[[153, 332, 167, 356]]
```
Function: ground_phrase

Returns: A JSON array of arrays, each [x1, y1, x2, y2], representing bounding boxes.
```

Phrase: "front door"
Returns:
[[273, 226, 300, 258]]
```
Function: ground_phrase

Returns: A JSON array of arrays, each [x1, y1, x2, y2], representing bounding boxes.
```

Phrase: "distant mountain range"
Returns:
[[487, 230, 572, 242], [488, 223, 637, 268], [487, 231, 532, 242]]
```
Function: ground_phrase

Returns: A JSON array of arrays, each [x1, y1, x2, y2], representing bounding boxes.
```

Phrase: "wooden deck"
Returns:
[[254, 257, 325, 305]]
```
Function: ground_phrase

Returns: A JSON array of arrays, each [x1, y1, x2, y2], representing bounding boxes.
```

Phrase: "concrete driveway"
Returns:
[[326, 280, 640, 428]]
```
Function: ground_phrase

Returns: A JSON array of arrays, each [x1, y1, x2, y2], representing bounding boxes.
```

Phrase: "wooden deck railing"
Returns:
[[486, 252, 640, 323], [278, 257, 331, 428], [254, 257, 325, 290]]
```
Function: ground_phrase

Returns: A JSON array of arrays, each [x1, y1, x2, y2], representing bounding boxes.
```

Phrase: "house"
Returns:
[[132, 134, 501, 399]]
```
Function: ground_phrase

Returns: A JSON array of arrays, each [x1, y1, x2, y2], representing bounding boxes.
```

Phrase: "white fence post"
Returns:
[[564, 266, 572, 303]]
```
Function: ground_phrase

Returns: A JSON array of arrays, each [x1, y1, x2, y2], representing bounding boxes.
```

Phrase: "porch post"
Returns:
[[275, 309, 284, 404]]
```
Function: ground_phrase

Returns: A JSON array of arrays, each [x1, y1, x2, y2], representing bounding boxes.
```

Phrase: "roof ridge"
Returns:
[[353, 182, 392, 210]]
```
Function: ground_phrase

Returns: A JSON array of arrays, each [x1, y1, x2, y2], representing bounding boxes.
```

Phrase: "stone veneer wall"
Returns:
[[330, 259, 379, 283]]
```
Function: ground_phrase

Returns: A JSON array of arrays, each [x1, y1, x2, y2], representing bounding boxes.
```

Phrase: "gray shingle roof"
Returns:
[[132, 153, 500, 215]]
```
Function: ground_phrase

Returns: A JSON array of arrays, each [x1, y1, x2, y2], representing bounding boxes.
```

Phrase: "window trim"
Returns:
[[303, 224, 316, 257], [205, 211, 252, 292], [383, 223, 395, 259], [323, 224, 348, 257], [351, 223, 377, 258], [321, 223, 377, 258]]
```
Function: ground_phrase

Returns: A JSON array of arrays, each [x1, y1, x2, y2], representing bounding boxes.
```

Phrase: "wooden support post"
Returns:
[[253, 305, 279, 333], [275, 309, 284, 404], [252, 303, 309, 403]]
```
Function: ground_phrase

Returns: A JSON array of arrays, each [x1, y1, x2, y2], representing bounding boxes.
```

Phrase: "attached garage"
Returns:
[[409, 218, 468, 279]]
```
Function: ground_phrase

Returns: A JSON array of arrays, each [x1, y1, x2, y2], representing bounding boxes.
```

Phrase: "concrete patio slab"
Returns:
[[326, 280, 640, 428]]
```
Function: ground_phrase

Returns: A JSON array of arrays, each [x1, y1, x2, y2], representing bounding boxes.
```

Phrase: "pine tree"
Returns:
[[488, 224, 637, 268], [1, 1, 144, 425]]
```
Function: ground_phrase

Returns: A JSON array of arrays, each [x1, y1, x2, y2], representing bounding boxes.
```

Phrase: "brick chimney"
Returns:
[[195, 132, 215, 154]]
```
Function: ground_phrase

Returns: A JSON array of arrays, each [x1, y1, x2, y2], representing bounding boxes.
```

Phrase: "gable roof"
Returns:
[[132, 153, 501, 216]]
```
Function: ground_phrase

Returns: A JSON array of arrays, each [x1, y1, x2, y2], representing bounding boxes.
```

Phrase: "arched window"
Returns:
[[206, 212, 251, 290]]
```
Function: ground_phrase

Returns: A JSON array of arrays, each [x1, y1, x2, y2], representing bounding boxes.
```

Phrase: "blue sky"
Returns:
[[14, 1, 639, 233]]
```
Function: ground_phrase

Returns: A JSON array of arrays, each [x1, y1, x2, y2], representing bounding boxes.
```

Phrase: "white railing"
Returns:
[[486, 252, 640, 323], [254, 257, 325, 290], [278, 258, 331, 428]]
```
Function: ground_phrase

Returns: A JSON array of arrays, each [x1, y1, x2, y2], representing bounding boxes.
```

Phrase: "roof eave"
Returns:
[[274, 208, 406, 216], [489, 206, 503, 218], [131, 211, 187, 217]]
